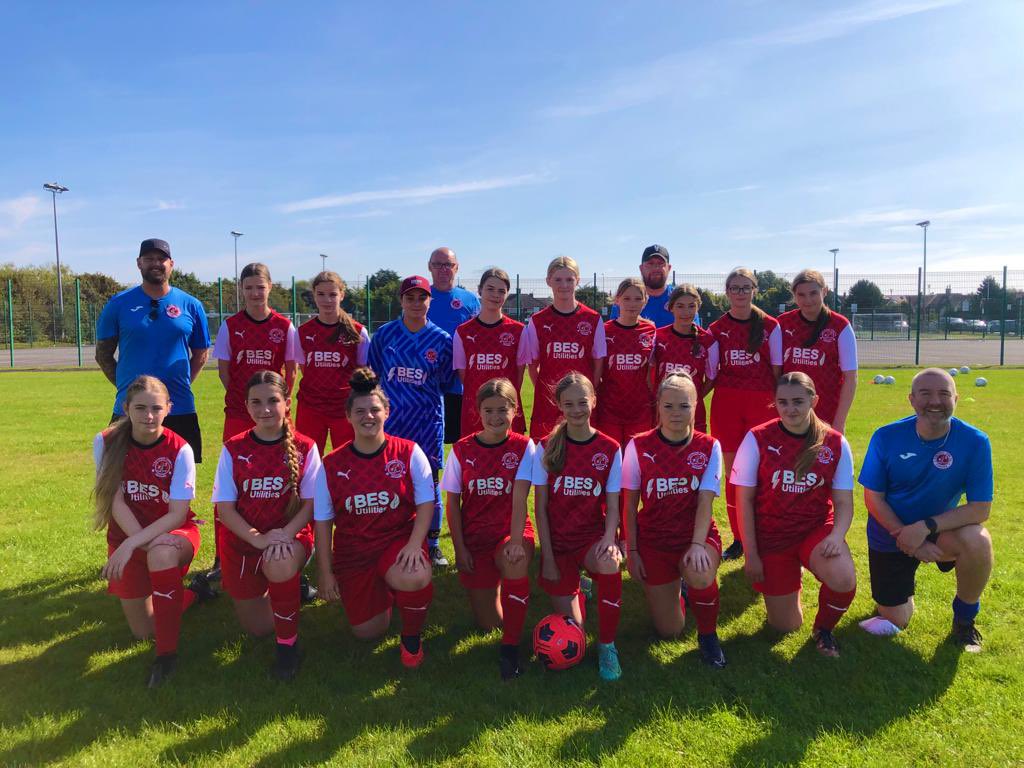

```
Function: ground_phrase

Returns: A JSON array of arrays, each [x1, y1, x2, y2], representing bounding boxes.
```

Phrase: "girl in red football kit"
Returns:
[[211, 371, 321, 681], [732, 372, 857, 657], [94, 375, 201, 688], [533, 372, 624, 681], [709, 267, 783, 560], [296, 271, 370, 455], [622, 373, 727, 668], [652, 285, 718, 433], [596, 278, 656, 447], [314, 368, 436, 669], [453, 267, 528, 438], [522, 256, 607, 440], [441, 377, 536, 680], [212, 263, 303, 442], [778, 269, 858, 432]]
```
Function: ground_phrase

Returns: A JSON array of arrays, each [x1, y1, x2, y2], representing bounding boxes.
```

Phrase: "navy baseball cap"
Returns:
[[641, 244, 670, 263], [400, 275, 431, 296], [139, 238, 171, 259]]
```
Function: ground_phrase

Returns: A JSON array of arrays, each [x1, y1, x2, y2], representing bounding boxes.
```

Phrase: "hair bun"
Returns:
[[349, 367, 379, 394]]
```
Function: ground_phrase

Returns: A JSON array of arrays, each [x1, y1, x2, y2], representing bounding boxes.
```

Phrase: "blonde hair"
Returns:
[[656, 373, 697, 430], [478, 267, 511, 293], [546, 256, 580, 280], [246, 371, 301, 520], [726, 267, 766, 354], [475, 377, 519, 411], [92, 376, 170, 530], [614, 277, 647, 302], [791, 269, 832, 348], [776, 371, 829, 479], [311, 270, 361, 344], [542, 372, 596, 475], [346, 367, 389, 414]]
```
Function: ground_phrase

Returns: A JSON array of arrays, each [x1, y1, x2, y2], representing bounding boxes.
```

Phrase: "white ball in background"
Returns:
[[949, 368, 959, 376], [884, 375, 896, 385], [975, 377, 988, 387], [960, 366, 971, 374], [873, 374, 885, 384]]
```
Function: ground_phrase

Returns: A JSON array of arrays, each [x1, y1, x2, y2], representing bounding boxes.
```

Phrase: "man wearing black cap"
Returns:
[[96, 238, 211, 461], [610, 244, 690, 328]]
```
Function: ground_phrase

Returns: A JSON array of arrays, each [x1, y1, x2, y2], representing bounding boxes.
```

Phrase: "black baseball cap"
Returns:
[[139, 238, 171, 259], [641, 244, 670, 263]]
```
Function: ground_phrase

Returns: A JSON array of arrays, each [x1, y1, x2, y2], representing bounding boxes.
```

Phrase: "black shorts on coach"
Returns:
[[443, 392, 462, 444], [868, 548, 956, 607]]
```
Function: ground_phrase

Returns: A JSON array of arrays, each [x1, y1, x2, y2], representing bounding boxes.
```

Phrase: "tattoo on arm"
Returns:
[[95, 338, 118, 385]]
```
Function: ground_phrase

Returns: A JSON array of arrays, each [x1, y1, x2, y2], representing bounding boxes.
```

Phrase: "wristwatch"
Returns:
[[924, 517, 939, 543]]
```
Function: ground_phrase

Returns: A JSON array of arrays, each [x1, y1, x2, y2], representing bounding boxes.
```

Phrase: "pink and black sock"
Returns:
[[396, 583, 433, 651]]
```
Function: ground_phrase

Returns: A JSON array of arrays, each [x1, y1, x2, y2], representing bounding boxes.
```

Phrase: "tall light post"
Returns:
[[230, 231, 244, 311], [916, 220, 930, 296], [320, 253, 328, 272], [828, 248, 839, 309], [43, 182, 69, 316]]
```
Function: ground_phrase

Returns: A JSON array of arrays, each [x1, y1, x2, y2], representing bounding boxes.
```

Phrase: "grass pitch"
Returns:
[[0, 369, 1021, 767]]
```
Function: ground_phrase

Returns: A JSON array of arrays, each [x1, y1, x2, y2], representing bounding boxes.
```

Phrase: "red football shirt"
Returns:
[[453, 315, 527, 436], [708, 312, 781, 392], [296, 317, 366, 413], [597, 319, 656, 425], [217, 310, 296, 418], [778, 309, 857, 424], [652, 325, 717, 431]]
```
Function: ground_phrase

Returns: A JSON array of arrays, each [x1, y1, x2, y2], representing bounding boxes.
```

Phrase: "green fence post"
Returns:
[[75, 278, 82, 367], [593, 272, 598, 312], [217, 278, 224, 330], [291, 276, 298, 326], [1000, 266, 1008, 366], [27, 303, 33, 347], [834, 268, 840, 310], [914, 268, 922, 366], [365, 276, 371, 331], [7, 280, 13, 368], [516, 274, 521, 322]]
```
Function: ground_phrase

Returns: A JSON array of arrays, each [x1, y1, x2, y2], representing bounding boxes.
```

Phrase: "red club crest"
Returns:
[[385, 459, 407, 479], [933, 451, 954, 470], [591, 452, 609, 471], [687, 452, 708, 471], [152, 457, 173, 478], [576, 322, 593, 337], [165, 304, 182, 319]]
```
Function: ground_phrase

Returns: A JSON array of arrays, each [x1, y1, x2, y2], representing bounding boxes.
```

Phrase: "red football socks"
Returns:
[[814, 584, 856, 632], [396, 583, 433, 637], [267, 573, 301, 644], [688, 581, 720, 635], [149, 567, 184, 656], [500, 577, 530, 645], [595, 572, 623, 644], [725, 482, 741, 541]]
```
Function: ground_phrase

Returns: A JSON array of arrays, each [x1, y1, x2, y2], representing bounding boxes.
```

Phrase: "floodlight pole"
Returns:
[[320, 253, 328, 272], [829, 249, 839, 309], [43, 182, 69, 317], [917, 220, 930, 298], [231, 231, 244, 311]]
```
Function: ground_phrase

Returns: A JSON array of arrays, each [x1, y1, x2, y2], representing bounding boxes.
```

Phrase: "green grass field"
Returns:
[[0, 369, 1021, 767]]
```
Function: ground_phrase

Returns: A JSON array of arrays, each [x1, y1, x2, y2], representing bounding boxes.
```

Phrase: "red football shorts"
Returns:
[[593, 416, 653, 452], [710, 387, 776, 453], [296, 403, 353, 456], [335, 538, 429, 627], [106, 523, 200, 599], [754, 524, 833, 597], [538, 539, 607, 597], [218, 525, 313, 600], [458, 533, 536, 590], [636, 528, 723, 587], [222, 414, 255, 443]]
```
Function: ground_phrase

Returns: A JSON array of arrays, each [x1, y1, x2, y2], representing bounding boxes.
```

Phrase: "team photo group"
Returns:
[[92, 237, 994, 689]]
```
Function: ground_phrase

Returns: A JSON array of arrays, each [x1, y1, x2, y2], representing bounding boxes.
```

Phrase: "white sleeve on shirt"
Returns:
[[439, 450, 462, 493], [452, 330, 467, 371], [838, 324, 858, 372], [831, 436, 855, 490], [730, 432, 760, 487], [592, 321, 608, 358], [410, 445, 436, 505], [620, 440, 641, 490], [299, 443, 322, 499], [169, 443, 197, 500], [356, 327, 370, 365], [706, 341, 720, 381], [768, 325, 783, 366], [313, 470, 335, 521], [606, 448, 622, 493], [519, 320, 539, 365], [212, 322, 232, 360], [531, 442, 548, 486], [285, 323, 303, 364], [93, 433, 105, 476], [699, 440, 723, 496], [211, 447, 238, 502], [515, 441, 536, 482]]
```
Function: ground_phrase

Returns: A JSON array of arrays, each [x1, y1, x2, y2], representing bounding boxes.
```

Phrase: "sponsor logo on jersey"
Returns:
[[786, 347, 826, 366], [817, 446, 835, 465], [388, 366, 427, 385], [242, 349, 274, 365], [501, 451, 521, 470], [644, 475, 699, 499], [663, 362, 695, 377], [384, 459, 407, 479], [344, 490, 401, 515], [766, 445, 782, 455], [308, 350, 348, 367], [610, 353, 645, 371], [335, 469, 351, 479], [820, 328, 837, 343], [726, 349, 757, 366], [468, 352, 508, 371], [451, 298, 463, 310], [499, 332, 516, 347], [933, 450, 954, 470], [785, 328, 796, 337], [642, 451, 657, 463], [553, 475, 603, 497], [305, 335, 316, 342], [576, 321, 593, 337], [464, 333, 477, 344], [770, 469, 825, 493], [165, 304, 181, 319], [591, 453, 610, 471], [468, 476, 513, 496], [424, 348, 438, 364], [242, 475, 287, 498], [687, 452, 708, 471], [151, 457, 174, 478], [899, 452, 917, 460], [237, 454, 253, 466], [130, 305, 144, 312], [123, 480, 169, 503], [268, 328, 285, 344], [545, 341, 585, 360]]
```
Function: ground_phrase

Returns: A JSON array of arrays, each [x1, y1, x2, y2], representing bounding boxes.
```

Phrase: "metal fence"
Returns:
[[2, 268, 1022, 369]]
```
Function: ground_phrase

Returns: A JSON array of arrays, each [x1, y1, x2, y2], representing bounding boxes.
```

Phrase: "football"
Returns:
[[533, 614, 586, 670]]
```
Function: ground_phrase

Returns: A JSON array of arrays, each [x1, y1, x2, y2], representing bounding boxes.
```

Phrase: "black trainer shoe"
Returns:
[[272, 643, 303, 681], [951, 620, 983, 653], [499, 645, 522, 681], [812, 628, 840, 658], [697, 632, 727, 669], [187, 572, 219, 603], [205, 560, 222, 583], [147, 653, 177, 689], [721, 540, 744, 561], [429, 546, 449, 567], [299, 574, 318, 604]]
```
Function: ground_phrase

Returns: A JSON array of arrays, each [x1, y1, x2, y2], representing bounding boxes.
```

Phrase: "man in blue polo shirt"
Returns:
[[425, 246, 479, 443], [96, 238, 211, 461], [858, 368, 993, 651], [610, 244, 699, 327]]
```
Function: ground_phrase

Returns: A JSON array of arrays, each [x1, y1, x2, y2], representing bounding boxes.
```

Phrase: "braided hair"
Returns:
[[246, 370, 302, 519]]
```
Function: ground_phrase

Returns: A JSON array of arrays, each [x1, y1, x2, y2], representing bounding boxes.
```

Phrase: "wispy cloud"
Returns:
[[702, 184, 761, 196], [0, 194, 45, 239], [151, 200, 185, 212], [280, 173, 549, 214], [815, 204, 1007, 229]]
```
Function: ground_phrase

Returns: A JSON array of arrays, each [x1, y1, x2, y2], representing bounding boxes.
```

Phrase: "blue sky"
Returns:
[[1, 1, 1022, 287]]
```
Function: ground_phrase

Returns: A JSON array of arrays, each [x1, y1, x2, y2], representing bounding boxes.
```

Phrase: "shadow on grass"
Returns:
[[0, 567, 962, 766]]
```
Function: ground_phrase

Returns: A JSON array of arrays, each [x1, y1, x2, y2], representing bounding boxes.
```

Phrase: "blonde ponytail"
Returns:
[[777, 372, 830, 479]]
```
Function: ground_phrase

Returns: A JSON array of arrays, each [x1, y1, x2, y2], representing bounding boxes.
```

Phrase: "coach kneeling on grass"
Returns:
[[857, 367, 993, 651]]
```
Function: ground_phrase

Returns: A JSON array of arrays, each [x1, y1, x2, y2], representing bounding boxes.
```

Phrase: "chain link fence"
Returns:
[[2, 268, 1022, 369]]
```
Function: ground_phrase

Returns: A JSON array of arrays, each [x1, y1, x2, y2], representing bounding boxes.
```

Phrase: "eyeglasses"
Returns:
[[429, 262, 456, 271], [149, 298, 159, 320], [727, 285, 754, 295]]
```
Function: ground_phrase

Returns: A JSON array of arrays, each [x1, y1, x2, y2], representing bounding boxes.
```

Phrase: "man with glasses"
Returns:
[[425, 247, 480, 451], [96, 238, 211, 462]]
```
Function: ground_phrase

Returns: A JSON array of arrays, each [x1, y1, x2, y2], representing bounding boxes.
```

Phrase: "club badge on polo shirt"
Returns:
[[166, 305, 182, 319], [933, 451, 954, 470], [451, 298, 463, 310]]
